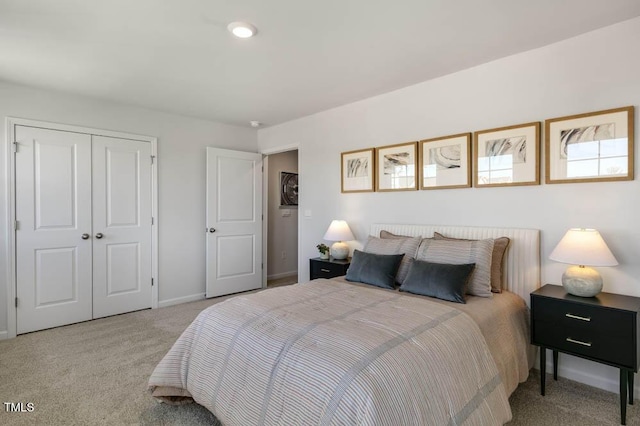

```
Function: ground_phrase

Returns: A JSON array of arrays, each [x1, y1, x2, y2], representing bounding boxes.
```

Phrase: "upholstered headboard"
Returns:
[[370, 224, 541, 303]]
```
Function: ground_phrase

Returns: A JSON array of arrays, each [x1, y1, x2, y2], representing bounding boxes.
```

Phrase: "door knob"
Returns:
[[208, 228, 216, 233], [95, 233, 104, 239], [81, 233, 90, 240]]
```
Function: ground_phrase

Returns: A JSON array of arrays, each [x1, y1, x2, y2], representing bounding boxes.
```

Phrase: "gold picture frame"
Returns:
[[375, 142, 418, 192], [545, 106, 634, 184], [341, 148, 375, 193], [419, 133, 471, 190], [473, 122, 540, 187]]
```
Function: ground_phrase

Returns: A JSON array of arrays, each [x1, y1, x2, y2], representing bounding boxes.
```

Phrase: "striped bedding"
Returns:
[[149, 279, 530, 425]]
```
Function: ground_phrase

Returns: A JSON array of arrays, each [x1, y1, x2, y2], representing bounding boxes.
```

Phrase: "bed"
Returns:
[[149, 224, 540, 425]]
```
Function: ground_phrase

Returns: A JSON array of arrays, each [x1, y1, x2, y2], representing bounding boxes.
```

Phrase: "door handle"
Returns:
[[81, 233, 90, 240], [208, 228, 216, 233], [95, 233, 104, 239]]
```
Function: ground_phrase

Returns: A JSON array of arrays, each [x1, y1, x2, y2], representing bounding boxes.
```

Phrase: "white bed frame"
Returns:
[[370, 224, 541, 304]]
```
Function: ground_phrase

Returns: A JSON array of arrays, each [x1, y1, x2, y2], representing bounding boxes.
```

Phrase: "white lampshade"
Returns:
[[549, 228, 618, 267], [323, 220, 355, 260], [323, 220, 355, 242], [549, 228, 617, 298]]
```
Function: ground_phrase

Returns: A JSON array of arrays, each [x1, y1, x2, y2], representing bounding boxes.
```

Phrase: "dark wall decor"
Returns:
[[280, 171, 298, 206]]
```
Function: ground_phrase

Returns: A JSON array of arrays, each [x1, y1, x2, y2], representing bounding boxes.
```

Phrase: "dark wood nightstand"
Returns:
[[531, 284, 640, 425], [309, 257, 350, 280]]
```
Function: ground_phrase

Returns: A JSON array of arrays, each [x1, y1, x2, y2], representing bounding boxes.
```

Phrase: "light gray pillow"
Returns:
[[433, 232, 510, 293], [363, 235, 421, 286], [415, 238, 494, 297]]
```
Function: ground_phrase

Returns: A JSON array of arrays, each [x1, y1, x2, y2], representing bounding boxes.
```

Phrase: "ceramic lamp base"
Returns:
[[330, 241, 349, 260], [562, 265, 603, 297]]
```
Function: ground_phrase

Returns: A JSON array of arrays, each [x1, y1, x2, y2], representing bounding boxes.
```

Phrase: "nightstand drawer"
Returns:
[[313, 263, 343, 278], [533, 319, 635, 367], [309, 258, 350, 280], [533, 296, 634, 338]]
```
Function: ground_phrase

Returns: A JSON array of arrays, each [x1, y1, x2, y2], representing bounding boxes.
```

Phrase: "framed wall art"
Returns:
[[341, 148, 375, 193], [473, 122, 540, 187], [375, 142, 418, 191], [545, 106, 634, 184], [419, 133, 471, 190]]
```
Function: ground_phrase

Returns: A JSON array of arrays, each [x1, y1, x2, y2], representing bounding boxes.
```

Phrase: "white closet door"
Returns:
[[15, 126, 93, 334], [206, 147, 263, 298], [91, 136, 152, 318]]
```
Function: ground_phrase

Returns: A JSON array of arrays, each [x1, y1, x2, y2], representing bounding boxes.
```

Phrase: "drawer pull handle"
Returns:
[[566, 337, 592, 347], [565, 313, 591, 322], [320, 269, 331, 273]]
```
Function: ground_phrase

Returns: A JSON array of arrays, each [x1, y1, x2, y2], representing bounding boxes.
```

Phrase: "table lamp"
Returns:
[[323, 220, 355, 260], [549, 228, 618, 297]]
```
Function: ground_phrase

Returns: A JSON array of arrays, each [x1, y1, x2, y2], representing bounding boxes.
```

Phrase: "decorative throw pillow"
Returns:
[[400, 260, 476, 303], [433, 232, 510, 293], [380, 230, 414, 239], [415, 238, 494, 297], [345, 250, 404, 290], [363, 235, 421, 285]]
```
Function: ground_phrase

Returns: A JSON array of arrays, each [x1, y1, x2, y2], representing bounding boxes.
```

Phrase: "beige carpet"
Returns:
[[1, 289, 638, 426]]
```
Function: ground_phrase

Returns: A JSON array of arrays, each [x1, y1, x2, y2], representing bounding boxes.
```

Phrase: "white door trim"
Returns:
[[262, 156, 269, 289], [4, 117, 159, 339]]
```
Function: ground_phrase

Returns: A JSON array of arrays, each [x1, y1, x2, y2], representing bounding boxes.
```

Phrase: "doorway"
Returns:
[[265, 150, 299, 287]]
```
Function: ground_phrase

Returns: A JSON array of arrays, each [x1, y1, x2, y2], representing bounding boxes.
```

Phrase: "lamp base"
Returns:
[[330, 241, 349, 260], [562, 265, 603, 297]]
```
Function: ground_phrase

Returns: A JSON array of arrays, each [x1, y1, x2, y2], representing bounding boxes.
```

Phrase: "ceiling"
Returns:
[[1, 1, 639, 128]]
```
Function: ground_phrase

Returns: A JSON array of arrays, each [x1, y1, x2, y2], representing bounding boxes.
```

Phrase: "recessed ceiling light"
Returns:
[[250, 121, 262, 128], [228, 22, 257, 38]]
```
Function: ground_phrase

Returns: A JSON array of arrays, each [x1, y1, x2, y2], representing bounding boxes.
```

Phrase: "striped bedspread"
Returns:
[[149, 279, 513, 425]]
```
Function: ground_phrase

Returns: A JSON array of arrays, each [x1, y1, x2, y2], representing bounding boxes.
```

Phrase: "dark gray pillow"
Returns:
[[400, 260, 475, 303], [345, 250, 404, 289]]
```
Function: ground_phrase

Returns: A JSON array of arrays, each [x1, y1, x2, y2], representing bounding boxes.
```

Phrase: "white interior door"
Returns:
[[92, 136, 152, 318], [15, 126, 93, 334], [206, 148, 263, 298]]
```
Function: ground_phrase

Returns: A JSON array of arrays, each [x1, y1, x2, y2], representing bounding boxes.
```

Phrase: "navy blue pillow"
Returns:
[[400, 260, 475, 303], [345, 250, 404, 289]]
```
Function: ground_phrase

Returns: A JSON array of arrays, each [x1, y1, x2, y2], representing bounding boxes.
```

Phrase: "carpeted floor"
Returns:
[[266, 274, 298, 288], [1, 287, 638, 425]]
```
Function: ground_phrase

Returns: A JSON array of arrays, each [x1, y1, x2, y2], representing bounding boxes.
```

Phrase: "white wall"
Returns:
[[267, 150, 298, 278], [0, 81, 258, 336], [259, 17, 640, 393]]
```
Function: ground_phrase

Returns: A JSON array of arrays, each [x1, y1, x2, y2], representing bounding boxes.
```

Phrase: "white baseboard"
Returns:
[[0, 330, 8, 340], [158, 293, 206, 308], [267, 270, 298, 280]]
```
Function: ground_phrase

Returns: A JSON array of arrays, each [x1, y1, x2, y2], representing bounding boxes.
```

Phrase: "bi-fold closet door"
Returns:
[[15, 125, 152, 334]]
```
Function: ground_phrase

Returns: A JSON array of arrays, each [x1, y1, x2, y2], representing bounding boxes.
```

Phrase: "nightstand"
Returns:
[[309, 257, 350, 280], [531, 284, 640, 425]]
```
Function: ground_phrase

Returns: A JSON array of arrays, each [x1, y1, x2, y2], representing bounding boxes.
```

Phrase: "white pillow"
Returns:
[[415, 238, 494, 297]]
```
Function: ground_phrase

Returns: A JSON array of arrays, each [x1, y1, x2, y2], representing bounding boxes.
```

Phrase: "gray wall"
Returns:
[[0, 81, 258, 336], [258, 18, 640, 393], [267, 150, 299, 278]]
